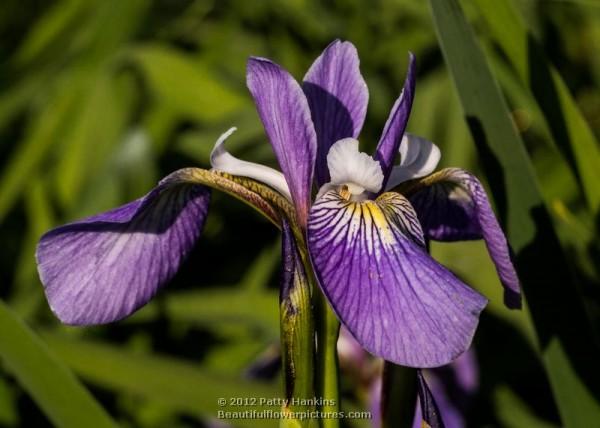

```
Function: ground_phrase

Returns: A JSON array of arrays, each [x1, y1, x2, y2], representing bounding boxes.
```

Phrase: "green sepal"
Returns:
[[168, 167, 297, 228]]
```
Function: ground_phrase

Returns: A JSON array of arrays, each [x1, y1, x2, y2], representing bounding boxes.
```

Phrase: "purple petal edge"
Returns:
[[36, 169, 211, 325], [247, 57, 317, 227], [374, 53, 417, 190], [303, 39, 369, 186], [410, 169, 521, 309]]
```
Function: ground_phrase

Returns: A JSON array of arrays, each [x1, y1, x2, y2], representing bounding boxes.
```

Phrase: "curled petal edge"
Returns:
[[397, 168, 522, 309]]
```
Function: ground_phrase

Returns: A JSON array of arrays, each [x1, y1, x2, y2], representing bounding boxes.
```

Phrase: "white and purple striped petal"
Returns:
[[36, 170, 211, 325], [307, 189, 487, 367], [409, 168, 521, 309], [303, 40, 369, 186], [374, 54, 417, 190], [247, 57, 317, 227]]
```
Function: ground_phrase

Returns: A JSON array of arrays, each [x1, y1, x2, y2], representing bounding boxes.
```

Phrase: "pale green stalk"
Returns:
[[314, 288, 341, 428]]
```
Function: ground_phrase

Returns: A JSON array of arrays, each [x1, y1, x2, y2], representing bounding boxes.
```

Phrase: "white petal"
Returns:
[[210, 127, 292, 201], [326, 138, 384, 195], [386, 133, 441, 189], [399, 133, 421, 167]]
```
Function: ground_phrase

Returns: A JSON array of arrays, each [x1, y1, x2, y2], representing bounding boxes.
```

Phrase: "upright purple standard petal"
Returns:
[[409, 168, 521, 309], [303, 40, 369, 186], [36, 170, 211, 325], [374, 53, 417, 189], [308, 190, 487, 367], [247, 58, 317, 227]]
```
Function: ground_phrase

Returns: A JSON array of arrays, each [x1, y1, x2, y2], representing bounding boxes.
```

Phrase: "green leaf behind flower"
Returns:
[[429, 0, 600, 425], [0, 301, 117, 428]]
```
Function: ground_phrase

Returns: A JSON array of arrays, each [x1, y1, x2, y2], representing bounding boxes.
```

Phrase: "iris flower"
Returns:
[[36, 40, 520, 369]]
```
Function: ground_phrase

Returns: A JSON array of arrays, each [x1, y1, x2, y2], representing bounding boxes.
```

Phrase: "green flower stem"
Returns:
[[381, 363, 417, 428], [314, 288, 341, 428], [279, 228, 316, 428]]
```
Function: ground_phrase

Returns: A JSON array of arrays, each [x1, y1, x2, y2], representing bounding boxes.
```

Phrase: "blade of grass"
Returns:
[[0, 82, 80, 222], [131, 289, 280, 339], [0, 301, 117, 428], [429, 0, 600, 425], [472, 0, 600, 215], [42, 333, 278, 428], [130, 45, 247, 124]]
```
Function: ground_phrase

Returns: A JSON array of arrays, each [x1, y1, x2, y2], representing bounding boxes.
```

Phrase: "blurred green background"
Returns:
[[0, 0, 599, 427]]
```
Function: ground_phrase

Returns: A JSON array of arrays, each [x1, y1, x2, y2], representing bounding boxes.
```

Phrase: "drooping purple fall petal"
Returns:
[[409, 168, 521, 309], [409, 180, 481, 241], [36, 170, 211, 325], [247, 57, 317, 227], [307, 190, 487, 367], [374, 53, 417, 189], [303, 39, 369, 186]]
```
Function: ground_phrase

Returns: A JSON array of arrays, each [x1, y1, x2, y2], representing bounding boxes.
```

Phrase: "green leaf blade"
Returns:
[[43, 334, 279, 428], [428, 0, 600, 425], [0, 301, 117, 428], [472, 0, 600, 214]]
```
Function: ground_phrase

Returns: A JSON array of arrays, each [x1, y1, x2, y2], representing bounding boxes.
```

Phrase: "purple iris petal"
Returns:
[[409, 168, 521, 309], [303, 40, 369, 186], [36, 170, 211, 325], [374, 53, 417, 189], [247, 57, 317, 227], [409, 181, 481, 241], [307, 190, 487, 367]]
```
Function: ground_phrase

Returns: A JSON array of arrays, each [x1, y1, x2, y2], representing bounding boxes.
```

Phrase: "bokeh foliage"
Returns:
[[0, 0, 599, 427]]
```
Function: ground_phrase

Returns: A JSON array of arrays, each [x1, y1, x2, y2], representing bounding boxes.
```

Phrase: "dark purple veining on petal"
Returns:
[[374, 53, 417, 190], [303, 40, 369, 187], [410, 168, 521, 309], [307, 190, 487, 367], [247, 57, 317, 227], [36, 170, 211, 325]]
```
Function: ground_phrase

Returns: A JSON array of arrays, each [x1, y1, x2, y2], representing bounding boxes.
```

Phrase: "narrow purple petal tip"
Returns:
[[375, 53, 417, 189], [303, 39, 369, 186], [416, 370, 446, 428], [36, 170, 211, 325], [246, 57, 317, 226]]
